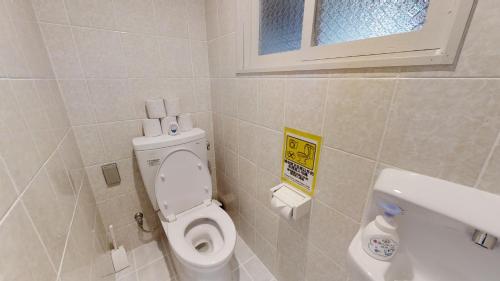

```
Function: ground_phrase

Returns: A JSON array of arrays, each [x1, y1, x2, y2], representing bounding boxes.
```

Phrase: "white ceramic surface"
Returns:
[[348, 168, 500, 281]]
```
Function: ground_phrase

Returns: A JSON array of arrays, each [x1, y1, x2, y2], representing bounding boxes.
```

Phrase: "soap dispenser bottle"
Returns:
[[362, 203, 402, 261]]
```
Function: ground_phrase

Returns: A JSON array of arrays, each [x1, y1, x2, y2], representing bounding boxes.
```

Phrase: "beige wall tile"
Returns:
[[65, 0, 115, 29], [381, 79, 500, 186], [113, 0, 156, 34], [162, 78, 197, 113], [73, 125, 107, 166], [223, 115, 239, 152], [3, 0, 36, 21], [275, 219, 307, 281], [256, 168, 280, 210], [154, 0, 188, 38], [238, 156, 257, 195], [0, 19, 31, 77], [256, 127, 282, 177], [478, 142, 500, 194], [191, 41, 210, 78], [187, 0, 207, 41], [22, 168, 76, 267], [59, 130, 85, 187], [128, 78, 164, 119], [0, 202, 56, 281], [41, 23, 84, 79], [217, 0, 236, 36], [238, 188, 256, 226], [217, 34, 237, 77], [73, 28, 127, 78], [0, 158, 17, 217], [45, 150, 77, 199], [238, 120, 258, 164], [59, 79, 96, 126], [237, 78, 259, 122], [254, 232, 277, 275], [31, 0, 69, 24], [158, 37, 193, 78], [0, 112, 43, 190], [285, 79, 328, 135], [194, 78, 212, 112], [205, 0, 219, 40], [255, 201, 279, 247], [324, 79, 394, 159], [221, 79, 238, 117], [258, 79, 285, 131], [305, 243, 347, 281], [224, 148, 238, 183], [308, 200, 359, 267], [13, 20, 54, 78], [316, 147, 375, 222], [99, 120, 142, 161], [238, 214, 256, 249], [87, 79, 136, 122], [121, 33, 162, 78]]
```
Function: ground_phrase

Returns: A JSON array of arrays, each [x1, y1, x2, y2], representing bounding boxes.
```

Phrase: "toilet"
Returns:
[[133, 128, 236, 281]]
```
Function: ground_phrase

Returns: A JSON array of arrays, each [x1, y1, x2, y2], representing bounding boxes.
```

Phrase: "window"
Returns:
[[237, 0, 475, 72]]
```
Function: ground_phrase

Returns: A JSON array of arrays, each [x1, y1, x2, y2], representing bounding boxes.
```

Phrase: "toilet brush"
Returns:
[[109, 225, 130, 272]]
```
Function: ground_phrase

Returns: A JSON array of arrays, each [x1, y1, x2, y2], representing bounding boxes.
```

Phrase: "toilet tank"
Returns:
[[132, 128, 208, 211]]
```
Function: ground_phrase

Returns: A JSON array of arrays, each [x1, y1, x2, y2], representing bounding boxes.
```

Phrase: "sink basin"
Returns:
[[347, 169, 500, 281]]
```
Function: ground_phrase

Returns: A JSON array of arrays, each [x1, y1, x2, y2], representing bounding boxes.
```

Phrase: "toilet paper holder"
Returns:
[[270, 183, 311, 220]]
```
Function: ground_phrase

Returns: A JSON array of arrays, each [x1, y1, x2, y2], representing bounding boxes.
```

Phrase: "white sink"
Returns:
[[347, 169, 500, 281]]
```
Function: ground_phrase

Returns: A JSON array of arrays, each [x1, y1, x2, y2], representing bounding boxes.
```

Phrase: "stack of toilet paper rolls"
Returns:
[[143, 98, 193, 137]]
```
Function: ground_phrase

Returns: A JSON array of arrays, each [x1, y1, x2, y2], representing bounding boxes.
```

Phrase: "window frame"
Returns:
[[237, 0, 475, 73]]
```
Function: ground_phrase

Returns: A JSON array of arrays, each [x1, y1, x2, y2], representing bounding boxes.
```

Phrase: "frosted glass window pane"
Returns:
[[259, 0, 305, 55], [313, 0, 430, 46]]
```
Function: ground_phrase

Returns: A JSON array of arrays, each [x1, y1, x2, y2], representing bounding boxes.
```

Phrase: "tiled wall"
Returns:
[[0, 1, 110, 280], [32, 0, 214, 250], [206, 0, 500, 281]]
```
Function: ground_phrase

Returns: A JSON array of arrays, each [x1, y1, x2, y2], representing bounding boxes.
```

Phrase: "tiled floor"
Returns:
[[114, 235, 277, 281]]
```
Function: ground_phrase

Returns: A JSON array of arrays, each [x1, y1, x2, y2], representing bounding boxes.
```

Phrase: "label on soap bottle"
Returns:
[[368, 236, 398, 258]]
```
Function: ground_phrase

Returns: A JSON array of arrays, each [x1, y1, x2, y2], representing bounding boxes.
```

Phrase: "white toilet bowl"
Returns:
[[133, 129, 236, 281], [163, 203, 236, 281]]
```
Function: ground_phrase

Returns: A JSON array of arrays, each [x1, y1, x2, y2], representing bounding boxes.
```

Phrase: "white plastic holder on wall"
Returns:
[[270, 183, 311, 220]]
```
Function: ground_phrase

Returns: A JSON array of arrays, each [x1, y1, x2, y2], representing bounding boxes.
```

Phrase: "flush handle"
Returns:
[[473, 230, 497, 249], [160, 174, 165, 181]]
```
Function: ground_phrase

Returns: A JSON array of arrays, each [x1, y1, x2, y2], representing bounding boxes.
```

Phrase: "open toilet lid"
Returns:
[[155, 149, 212, 218]]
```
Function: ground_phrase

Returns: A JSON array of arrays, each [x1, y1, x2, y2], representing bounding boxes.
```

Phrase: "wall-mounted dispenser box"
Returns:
[[270, 183, 311, 220]]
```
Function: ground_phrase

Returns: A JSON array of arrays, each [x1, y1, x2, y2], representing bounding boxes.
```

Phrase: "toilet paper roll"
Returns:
[[177, 113, 193, 132], [160, 116, 177, 134], [146, 99, 166, 119], [279, 206, 292, 219], [164, 98, 181, 117], [142, 119, 162, 137], [271, 197, 292, 219]]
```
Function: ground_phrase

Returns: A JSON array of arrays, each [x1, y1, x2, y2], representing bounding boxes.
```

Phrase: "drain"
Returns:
[[195, 241, 211, 253]]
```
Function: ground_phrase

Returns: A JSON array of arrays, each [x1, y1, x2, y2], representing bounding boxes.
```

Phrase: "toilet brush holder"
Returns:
[[109, 225, 129, 272]]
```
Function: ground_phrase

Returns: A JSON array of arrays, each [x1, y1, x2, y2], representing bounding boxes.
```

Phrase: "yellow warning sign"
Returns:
[[281, 128, 322, 196]]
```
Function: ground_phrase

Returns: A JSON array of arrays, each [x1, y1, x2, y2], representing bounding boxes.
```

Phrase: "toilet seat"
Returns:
[[163, 203, 236, 269]]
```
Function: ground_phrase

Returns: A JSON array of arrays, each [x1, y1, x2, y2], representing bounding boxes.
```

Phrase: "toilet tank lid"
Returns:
[[133, 128, 205, 151]]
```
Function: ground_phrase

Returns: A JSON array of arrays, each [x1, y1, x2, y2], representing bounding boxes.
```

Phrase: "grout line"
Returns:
[[36, 20, 209, 43], [473, 130, 500, 188], [0, 127, 71, 225], [55, 177, 85, 279], [20, 199, 59, 274]]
